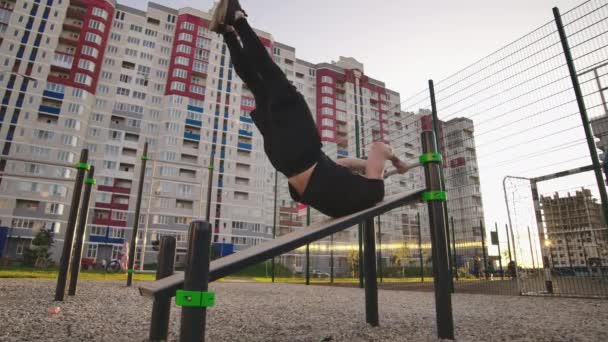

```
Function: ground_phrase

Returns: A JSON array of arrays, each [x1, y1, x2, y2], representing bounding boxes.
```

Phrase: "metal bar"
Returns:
[[149, 236, 176, 342], [67, 166, 95, 296], [180, 221, 212, 342], [306, 207, 310, 285], [530, 164, 595, 183], [429, 79, 454, 293], [451, 216, 458, 280], [527, 226, 536, 269], [418, 212, 424, 283], [480, 220, 488, 280], [530, 180, 547, 266], [377, 215, 383, 283], [355, 117, 364, 289], [505, 224, 513, 263], [495, 223, 504, 280], [139, 190, 425, 298], [363, 218, 379, 327], [0, 173, 74, 183], [54, 149, 88, 302], [205, 162, 215, 222], [422, 131, 454, 340], [271, 171, 277, 283], [127, 143, 148, 287], [593, 68, 608, 115], [139, 160, 156, 273], [330, 234, 334, 284], [0, 155, 75, 169], [554, 7, 608, 224]]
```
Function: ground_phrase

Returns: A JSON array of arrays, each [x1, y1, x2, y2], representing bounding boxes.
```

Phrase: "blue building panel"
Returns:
[[337, 150, 349, 157], [237, 142, 252, 151], [43, 90, 65, 100], [185, 118, 202, 127], [187, 105, 204, 113], [38, 105, 61, 115], [239, 116, 253, 124], [184, 132, 201, 141], [238, 129, 253, 137]]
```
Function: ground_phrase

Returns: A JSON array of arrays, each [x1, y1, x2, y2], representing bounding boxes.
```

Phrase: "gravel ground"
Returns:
[[1, 279, 607, 342]]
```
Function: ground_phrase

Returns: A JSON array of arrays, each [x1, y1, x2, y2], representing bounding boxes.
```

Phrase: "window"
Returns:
[[127, 36, 140, 45], [45, 203, 64, 215], [322, 130, 334, 139], [119, 74, 132, 83], [74, 73, 92, 86], [101, 71, 112, 80], [322, 97, 333, 105], [181, 21, 195, 31], [178, 32, 193, 42], [125, 48, 138, 57], [85, 32, 102, 44], [172, 68, 188, 79], [117, 87, 130, 96], [130, 24, 143, 32], [103, 160, 117, 169], [132, 91, 146, 100], [88, 20, 105, 32], [321, 118, 334, 127], [137, 65, 151, 77], [142, 40, 155, 48], [107, 45, 118, 54], [92, 7, 108, 20], [81, 46, 99, 58], [176, 44, 191, 54], [322, 86, 333, 95], [145, 29, 157, 37], [110, 33, 121, 41], [86, 244, 98, 259], [170, 82, 186, 91], [322, 107, 333, 115], [64, 119, 80, 130], [78, 59, 95, 72], [62, 135, 78, 146], [112, 211, 128, 221], [175, 56, 189, 66]]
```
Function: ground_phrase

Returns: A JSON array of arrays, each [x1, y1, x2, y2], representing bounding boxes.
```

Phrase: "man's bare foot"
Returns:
[[392, 159, 419, 174]]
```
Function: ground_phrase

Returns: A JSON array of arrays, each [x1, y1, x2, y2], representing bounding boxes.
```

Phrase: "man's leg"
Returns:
[[232, 16, 290, 91], [365, 142, 393, 180]]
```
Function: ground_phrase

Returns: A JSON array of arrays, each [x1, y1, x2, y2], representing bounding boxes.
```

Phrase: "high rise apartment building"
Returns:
[[0, 1, 484, 271]]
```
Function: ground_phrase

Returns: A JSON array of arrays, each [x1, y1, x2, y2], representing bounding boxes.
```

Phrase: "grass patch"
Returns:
[[0, 267, 155, 281]]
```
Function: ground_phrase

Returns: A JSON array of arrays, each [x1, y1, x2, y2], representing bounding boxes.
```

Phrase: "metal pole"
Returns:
[[127, 143, 148, 287], [377, 215, 383, 283], [55, 149, 88, 301], [330, 234, 334, 284], [593, 68, 608, 115], [140, 160, 157, 272], [505, 224, 513, 263], [495, 223, 504, 280], [180, 221, 212, 342], [355, 117, 364, 289], [554, 7, 608, 224], [503, 176, 521, 282], [363, 218, 379, 326], [418, 212, 424, 283], [480, 220, 489, 280], [271, 171, 277, 283], [527, 226, 536, 269], [451, 216, 458, 280], [422, 131, 454, 340], [530, 180, 548, 267], [306, 207, 310, 285], [565, 233, 574, 271], [68, 166, 95, 296], [205, 156, 215, 222], [149, 236, 176, 342], [429, 80, 453, 290]]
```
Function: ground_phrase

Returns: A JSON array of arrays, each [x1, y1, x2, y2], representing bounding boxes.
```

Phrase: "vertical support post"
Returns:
[[68, 166, 95, 296], [429, 79, 454, 292], [271, 171, 277, 283], [355, 117, 364, 289], [565, 233, 574, 271], [530, 180, 547, 265], [55, 149, 88, 301], [480, 220, 489, 280], [418, 212, 424, 283], [554, 7, 608, 224], [505, 224, 513, 263], [495, 223, 504, 280], [180, 221, 212, 342], [363, 218, 379, 327], [451, 216, 458, 280], [149, 236, 176, 342], [377, 216, 383, 283], [422, 131, 454, 340], [330, 234, 334, 284], [127, 143, 148, 287], [421, 131, 454, 340], [527, 226, 536, 269], [306, 207, 311, 285], [206, 154, 215, 222]]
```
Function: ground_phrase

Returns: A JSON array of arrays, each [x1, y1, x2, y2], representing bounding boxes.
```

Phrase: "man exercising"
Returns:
[[210, 0, 418, 217]]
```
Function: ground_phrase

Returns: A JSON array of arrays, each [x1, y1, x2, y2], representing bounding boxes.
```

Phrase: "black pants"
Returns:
[[224, 19, 322, 177]]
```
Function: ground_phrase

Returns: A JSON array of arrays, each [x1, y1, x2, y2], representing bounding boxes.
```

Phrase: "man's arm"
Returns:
[[335, 158, 367, 173]]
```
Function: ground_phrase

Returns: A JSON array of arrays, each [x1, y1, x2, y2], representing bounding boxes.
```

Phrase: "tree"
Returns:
[[346, 249, 359, 278], [22, 229, 54, 268]]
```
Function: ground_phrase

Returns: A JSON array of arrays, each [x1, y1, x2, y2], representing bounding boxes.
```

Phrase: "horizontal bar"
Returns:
[[0, 172, 75, 182], [139, 190, 425, 298], [531, 164, 596, 183], [0, 156, 76, 169]]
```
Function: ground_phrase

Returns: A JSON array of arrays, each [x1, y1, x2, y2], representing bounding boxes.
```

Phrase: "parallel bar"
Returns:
[[55, 149, 88, 302], [180, 221, 212, 342], [306, 207, 310, 286], [271, 171, 277, 283], [495, 223, 504, 280], [377, 216, 383, 283], [451, 217, 458, 280], [480, 220, 489, 280], [0, 173, 74, 183], [0, 155, 76, 169], [150, 236, 176, 342], [363, 218, 379, 326], [140, 190, 424, 298], [554, 7, 608, 224], [68, 166, 95, 296], [127, 143, 148, 287], [330, 234, 334, 284], [422, 131, 454, 340], [418, 212, 424, 283], [355, 117, 364, 289]]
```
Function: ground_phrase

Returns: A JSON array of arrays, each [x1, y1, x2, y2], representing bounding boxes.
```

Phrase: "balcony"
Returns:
[[186, 118, 202, 127], [62, 19, 83, 32], [184, 131, 201, 141], [337, 150, 348, 157], [238, 129, 253, 137], [187, 105, 204, 113], [38, 104, 61, 116], [59, 31, 80, 45], [66, 5, 86, 19]]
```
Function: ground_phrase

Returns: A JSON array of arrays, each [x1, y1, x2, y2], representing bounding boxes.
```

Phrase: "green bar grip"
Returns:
[[422, 191, 447, 202], [85, 178, 96, 185], [141, 156, 151, 161], [175, 290, 216, 308], [127, 269, 134, 274], [74, 162, 91, 170], [419, 153, 442, 165]]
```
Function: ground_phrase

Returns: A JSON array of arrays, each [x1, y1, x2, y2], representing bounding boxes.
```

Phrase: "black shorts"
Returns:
[[253, 85, 322, 177], [289, 153, 385, 218]]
